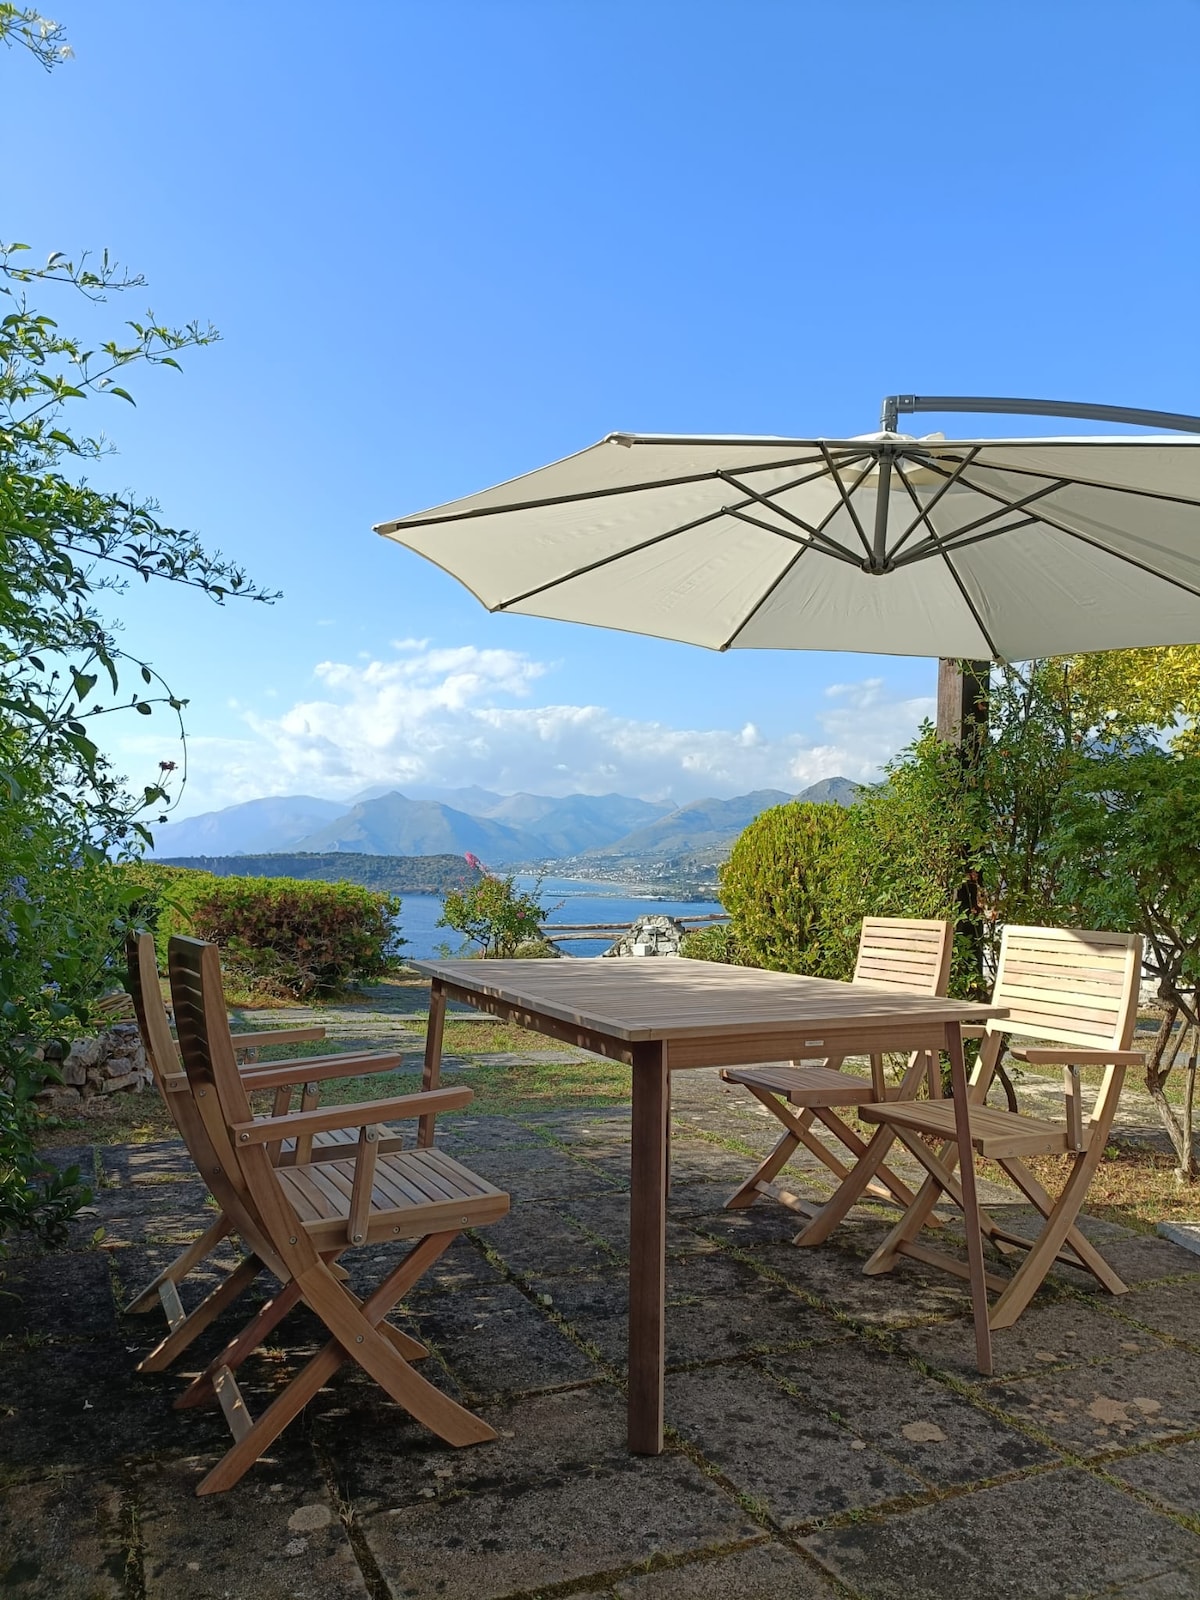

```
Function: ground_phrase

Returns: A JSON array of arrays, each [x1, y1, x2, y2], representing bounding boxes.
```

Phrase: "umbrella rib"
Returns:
[[926, 532, 1005, 663], [490, 456, 872, 611], [492, 502, 733, 610], [891, 475, 1073, 565], [950, 454, 1200, 512], [891, 516, 1044, 567], [716, 544, 813, 652], [925, 467, 1200, 603], [723, 506, 864, 566], [717, 468, 869, 562], [381, 451, 853, 532], [818, 443, 876, 563], [884, 446, 983, 561]]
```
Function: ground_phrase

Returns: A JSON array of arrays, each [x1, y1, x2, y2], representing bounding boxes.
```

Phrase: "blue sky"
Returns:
[[7, 2, 1199, 816]]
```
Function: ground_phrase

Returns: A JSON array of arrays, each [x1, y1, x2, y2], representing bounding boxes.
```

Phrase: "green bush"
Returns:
[[718, 802, 851, 975], [678, 923, 742, 964], [125, 866, 401, 998]]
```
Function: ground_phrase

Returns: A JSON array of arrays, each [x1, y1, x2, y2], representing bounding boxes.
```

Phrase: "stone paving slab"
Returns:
[[612, 1540, 839, 1597], [664, 1358, 922, 1523], [358, 1456, 760, 1600], [138, 1451, 367, 1598], [0, 1248, 119, 1343], [900, 1298, 1172, 1383], [0, 1476, 125, 1598], [1106, 1276, 1200, 1350], [406, 1277, 601, 1397], [988, 1206, 1200, 1289], [317, 1380, 632, 1514], [544, 1255, 844, 1370], [804, 1467, 1200, 1600], [1105, 1438, 1200, 1521], [768, 1342, 1056, 1486], [988, 1342, 1200, 1454], [483, 1198, 624, 1277], [463, 1143, 625, 1203]]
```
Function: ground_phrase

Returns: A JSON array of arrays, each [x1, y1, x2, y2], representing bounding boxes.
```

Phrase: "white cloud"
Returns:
[[119, 641, 934, 817]]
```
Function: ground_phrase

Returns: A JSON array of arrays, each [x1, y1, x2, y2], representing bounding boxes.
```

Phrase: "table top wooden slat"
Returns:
[[411, 958, 1004, 1043]]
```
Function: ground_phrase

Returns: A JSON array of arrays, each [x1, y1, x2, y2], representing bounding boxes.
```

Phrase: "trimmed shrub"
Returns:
[[678, 923, 742, 964], [718, 801, 851, 975], [124, 865, 401, 998]]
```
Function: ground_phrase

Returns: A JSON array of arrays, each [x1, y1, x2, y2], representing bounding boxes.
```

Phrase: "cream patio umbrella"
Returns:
[[374, 398, 1200, 662]]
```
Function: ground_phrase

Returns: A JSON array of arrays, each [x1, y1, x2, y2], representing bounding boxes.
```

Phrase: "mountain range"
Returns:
[[150, 778, 860, 865]]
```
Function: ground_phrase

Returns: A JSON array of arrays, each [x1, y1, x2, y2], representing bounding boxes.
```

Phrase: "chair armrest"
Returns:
[[1009, 1048, 1144, 1067], [234, 1085, 471, 1143], [237, 1051, 404, 1090], [233, 1026, 326, 1051]]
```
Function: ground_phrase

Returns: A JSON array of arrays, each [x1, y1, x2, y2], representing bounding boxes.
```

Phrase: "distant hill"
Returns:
[[595, 788, 797, 859], [485, 792, 672, 854], [796, 776, 861, 806], [154, 852, 480, 895], [148, 778, 860, 866], [148, 795, 347, 857], [293, 792, 545, 863], [590, 778, 860, 861]]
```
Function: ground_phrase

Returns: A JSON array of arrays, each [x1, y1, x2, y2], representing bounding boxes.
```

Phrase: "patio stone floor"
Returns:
[[6, 1068, 1200, 1598]]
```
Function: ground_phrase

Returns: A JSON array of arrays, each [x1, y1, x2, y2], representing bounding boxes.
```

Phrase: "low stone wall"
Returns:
[[603, 914, 688, 957], [35, 1022, 152, 1112]]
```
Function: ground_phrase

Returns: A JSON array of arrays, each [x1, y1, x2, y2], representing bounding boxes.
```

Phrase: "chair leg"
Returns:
[[137, 1255, 264, 1373], [125, 1213, 234, 1314], [989, 1143, 1117, 1330], [995, 1157, 1128, 1297], [792, 1125, 906, 1249], [724, 1125, 802, 1209], [809, 1108, 922, 1211], [175, 1279, 308, 1409], [196, 1233, 492, 1495]]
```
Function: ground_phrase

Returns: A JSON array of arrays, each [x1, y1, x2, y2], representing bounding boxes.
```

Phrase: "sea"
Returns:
[[397, 873, 725, 960]]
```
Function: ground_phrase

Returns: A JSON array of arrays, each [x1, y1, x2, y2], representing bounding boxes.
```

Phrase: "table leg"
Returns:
[[628, 1040, 668, 1454], [418, 980, 447, 1149], [947, 1020, 993, 1375]]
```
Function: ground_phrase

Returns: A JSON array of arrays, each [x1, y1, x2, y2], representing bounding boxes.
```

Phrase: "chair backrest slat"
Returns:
[[853, 917, 953, 997], [128, 932, 285, 1275], [168, 936, 317, 1276], [126, 932, 186, 1092], [990, 926, 1142, 1050]]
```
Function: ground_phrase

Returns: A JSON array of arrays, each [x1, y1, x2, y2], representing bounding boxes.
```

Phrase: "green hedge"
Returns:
[[123, 864, 401, 998]]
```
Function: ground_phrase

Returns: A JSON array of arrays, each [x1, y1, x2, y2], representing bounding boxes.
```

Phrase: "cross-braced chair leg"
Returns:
[[195, 1234, 487, 1495]]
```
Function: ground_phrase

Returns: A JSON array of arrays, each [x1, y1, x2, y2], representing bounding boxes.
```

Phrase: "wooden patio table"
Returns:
[[411, 957, 1005, 1451]]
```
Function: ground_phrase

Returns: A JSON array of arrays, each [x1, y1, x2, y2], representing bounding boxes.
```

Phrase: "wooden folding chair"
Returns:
[[859, 925, 1144, 1374], [123, 932, 407, 1370], [167, 934, 509, 1494], [722, 918, 953, 1246]]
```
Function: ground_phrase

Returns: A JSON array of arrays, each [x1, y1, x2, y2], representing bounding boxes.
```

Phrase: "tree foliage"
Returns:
[[439, 873, 548, 958], [823, 731, 985, 995], [1054, 750, 1200, 1178]]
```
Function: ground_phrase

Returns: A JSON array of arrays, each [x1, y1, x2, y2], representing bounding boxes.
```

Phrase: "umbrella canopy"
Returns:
[[375, 431, 1200, 660]]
